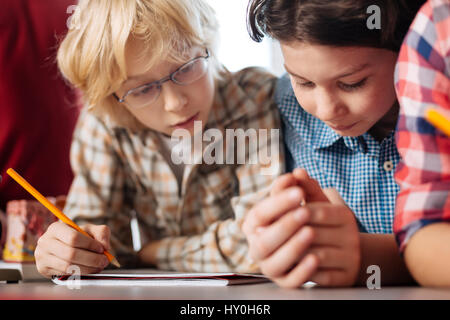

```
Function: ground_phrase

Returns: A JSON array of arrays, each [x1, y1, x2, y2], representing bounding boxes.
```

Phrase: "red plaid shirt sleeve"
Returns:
[[394, 0, 450, 252]]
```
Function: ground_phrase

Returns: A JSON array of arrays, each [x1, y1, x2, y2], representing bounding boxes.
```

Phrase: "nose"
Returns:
[[314, 88, 347, 122], [161, 82, 187, 112]]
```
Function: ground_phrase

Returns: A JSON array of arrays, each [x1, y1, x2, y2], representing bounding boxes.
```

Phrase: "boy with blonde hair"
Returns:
[[34, 0, 283, 277]]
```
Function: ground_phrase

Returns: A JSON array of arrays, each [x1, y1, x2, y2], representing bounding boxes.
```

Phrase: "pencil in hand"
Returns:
[[6, 168, 121, 268]]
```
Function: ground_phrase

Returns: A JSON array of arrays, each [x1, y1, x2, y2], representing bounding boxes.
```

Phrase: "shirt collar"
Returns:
[[315, 125, 396, 157], [279, 102, 341, 150], [313, 120, 341, 150], [281, 98, 395, 155]]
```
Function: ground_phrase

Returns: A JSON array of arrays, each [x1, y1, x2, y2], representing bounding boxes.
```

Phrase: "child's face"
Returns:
[[280, 41, 398, 137], [118, 39, 215, 137]]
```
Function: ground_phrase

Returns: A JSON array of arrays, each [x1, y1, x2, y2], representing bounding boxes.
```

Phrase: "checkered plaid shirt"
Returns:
[[394, 0, 450, 252], [64, 67, 284, 272], [276, 75, 401, 234]]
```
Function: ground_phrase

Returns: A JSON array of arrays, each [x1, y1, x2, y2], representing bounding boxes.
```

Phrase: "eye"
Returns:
[[131, 84, 157, 97], [179, 62, 195, 74], [295, 81, 315, 89], [339, 78, 368, 91], [289, 74, 315, 89]]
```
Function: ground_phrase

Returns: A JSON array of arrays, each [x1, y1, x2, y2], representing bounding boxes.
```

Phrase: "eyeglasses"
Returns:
[[113, 49, 210, 109]]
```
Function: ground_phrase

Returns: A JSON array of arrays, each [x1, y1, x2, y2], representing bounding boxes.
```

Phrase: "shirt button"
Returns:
[[383, 160, 394, 172]]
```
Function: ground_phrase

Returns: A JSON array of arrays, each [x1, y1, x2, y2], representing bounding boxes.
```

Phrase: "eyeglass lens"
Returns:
[[125, 57, 208, 108]]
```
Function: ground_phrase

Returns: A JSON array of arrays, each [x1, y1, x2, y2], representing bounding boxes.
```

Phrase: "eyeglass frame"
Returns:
[[113, 48, 210, 108]]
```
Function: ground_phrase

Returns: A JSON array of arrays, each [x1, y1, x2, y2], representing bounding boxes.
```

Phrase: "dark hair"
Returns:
[[247, 0, 426, 52]]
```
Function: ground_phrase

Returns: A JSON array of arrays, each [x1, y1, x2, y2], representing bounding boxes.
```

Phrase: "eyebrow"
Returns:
[[127, 74, 148, 81], [284, 63, 371, 81], [124, 73, 154, 86], [124, 50, 205, 85]]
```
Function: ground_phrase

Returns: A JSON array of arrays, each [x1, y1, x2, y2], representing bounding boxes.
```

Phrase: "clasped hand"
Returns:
[[242, 168, 361, 288]]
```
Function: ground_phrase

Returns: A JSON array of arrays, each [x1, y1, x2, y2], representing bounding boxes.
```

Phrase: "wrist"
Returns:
[[137, 240, 161, 266], [138, 241, 158, 266]]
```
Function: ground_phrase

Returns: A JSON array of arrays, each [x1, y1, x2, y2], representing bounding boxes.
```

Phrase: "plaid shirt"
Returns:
[[394, 0, 450, 252], [277, 75, 401, 234], [64, 67, 284, 272]]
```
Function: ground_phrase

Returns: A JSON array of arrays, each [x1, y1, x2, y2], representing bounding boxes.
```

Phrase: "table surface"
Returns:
[[2, 278, 450, 300]]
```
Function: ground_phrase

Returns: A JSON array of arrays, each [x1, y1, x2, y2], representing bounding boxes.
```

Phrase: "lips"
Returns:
[[172, 112, 199, 127], [328, 121, 358, 131]]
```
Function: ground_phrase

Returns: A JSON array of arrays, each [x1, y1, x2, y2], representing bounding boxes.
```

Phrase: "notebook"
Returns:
[[51, 271, 270, 287]]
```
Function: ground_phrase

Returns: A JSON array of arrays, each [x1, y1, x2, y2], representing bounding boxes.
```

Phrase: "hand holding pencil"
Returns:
[[6, 168, 120, 278]]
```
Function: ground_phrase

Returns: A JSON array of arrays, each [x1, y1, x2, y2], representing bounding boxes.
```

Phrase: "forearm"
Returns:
[[137, 220, 257, 272], [355, 233, 414, 286], [137, 239, 160, 267], [404, 222, 450, 287]]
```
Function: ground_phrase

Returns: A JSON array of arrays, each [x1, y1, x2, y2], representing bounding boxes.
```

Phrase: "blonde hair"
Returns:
[[58, 0, 222, 130]]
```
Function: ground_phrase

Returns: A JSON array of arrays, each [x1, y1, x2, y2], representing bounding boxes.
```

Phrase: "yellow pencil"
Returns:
[[425, 108, 450, 138], [6, 168, 120, 268]]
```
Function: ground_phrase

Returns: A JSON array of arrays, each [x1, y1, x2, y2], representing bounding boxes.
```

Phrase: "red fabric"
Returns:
[[0, 0, 80, 210]]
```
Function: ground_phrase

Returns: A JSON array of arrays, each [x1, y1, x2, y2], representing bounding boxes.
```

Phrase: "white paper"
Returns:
[[51, 272, 269, 287]]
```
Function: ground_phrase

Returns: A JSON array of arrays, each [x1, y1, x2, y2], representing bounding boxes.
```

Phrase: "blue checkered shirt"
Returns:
[[276, 75, 400, 234]]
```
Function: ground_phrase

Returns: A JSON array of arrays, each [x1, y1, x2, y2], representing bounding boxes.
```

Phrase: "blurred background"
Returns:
[[206, 0, 285, 76]]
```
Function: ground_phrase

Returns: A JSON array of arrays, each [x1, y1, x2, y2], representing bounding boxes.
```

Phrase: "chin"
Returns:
[[333, 128, 366, 137]]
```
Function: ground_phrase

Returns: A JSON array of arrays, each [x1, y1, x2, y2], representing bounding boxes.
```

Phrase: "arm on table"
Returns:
[[356, 233, 414, 286], [403, 222, 450, 287]]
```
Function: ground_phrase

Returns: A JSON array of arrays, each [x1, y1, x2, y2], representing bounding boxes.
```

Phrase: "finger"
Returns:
[[249, 207, 310, 261], [309, 269, 355, 287], [322, 188, 346, 205], [292, 168, 328, 202], [36, 246, 104, 277], [36, 262, 71, 278], [303, 203, 348, 227], [42, 236, 109, 269], [259, 226, 315, 278], [270, 173, 298, 197], [272, 254, 319, 289], [243, 187, 305, 233], [47, 253, 104, 276], [308, 247, 349, 269], [292, 168, 311, 181], [35, 256, 59, 279], [44, 268, 67, 278], [49, 222, 104, 253], [308, 227, 347, 248], [81, 224, 111, 251]]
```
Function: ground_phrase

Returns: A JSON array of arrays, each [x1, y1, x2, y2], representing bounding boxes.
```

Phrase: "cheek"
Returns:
[[379, 81, 397, 107], [292, 88, 316, 115], [360, 81, 396, 117], [126, 105, 166, 131], [188, 73, 215, 114]]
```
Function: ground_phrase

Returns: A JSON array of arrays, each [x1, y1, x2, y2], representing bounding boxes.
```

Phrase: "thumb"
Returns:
[[323, 188, 346, 205], [293, 168, 329, 202], [270, 173, 298, 197], [81, 224, 111, 251]]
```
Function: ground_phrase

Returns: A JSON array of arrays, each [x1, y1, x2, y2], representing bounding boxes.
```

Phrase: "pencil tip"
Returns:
[[111, 258, 121, 268]]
